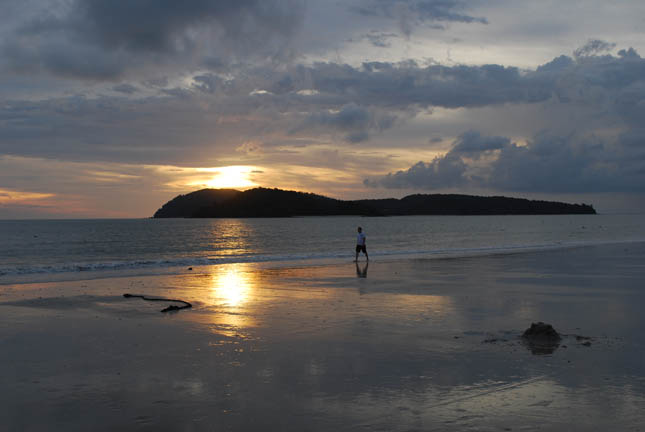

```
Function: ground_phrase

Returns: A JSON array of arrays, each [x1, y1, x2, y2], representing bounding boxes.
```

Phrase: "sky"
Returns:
[[2, 0, 645, 218]]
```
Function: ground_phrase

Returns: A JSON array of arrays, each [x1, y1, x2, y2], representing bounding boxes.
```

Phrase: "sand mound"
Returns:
[[522, 322, 562, 342]]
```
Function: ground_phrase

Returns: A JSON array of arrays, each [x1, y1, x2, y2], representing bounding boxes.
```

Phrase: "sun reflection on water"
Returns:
[[207, 219, 256, 257]]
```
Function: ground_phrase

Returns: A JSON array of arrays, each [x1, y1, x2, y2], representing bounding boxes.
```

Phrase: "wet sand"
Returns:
[[1, 242, 645, 431]]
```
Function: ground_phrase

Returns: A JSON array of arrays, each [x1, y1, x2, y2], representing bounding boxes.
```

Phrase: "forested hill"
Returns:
[[153, 188, 596, 218]]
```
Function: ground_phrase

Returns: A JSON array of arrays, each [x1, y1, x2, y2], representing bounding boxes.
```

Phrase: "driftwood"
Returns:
[[123, 293, 192, 313]]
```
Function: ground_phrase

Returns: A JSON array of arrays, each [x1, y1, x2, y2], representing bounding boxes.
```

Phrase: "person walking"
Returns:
[[355, 226, 368, 262]]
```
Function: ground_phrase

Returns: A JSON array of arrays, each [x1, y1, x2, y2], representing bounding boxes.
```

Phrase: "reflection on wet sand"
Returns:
[[356, 261, 368, 278], [210, 265, 254, 308], [194, 264, 261, 333], [2, 244, 644, 431]]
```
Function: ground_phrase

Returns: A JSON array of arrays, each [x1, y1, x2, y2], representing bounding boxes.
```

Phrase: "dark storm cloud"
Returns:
[[367, 129, 645, 193], [352, 0, 487, 36], [364, 131, 499, 189], [365, 154, 468, 188], [288, 60, 553, 110], [262, 46, 645, 138], [72, 0, 303, 54], [2, 39, 127, 80], [486, 133, 605, 193], [451, 131, 509, 156], [1, 0, 304, 79]]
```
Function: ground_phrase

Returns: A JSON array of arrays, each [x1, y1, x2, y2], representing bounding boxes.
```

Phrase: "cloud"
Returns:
[[287, 60, 552, 110], [356, 31, 400, 48], [0, 95, 225, 164], [112, 83, 138, 94], [574, 39, 616, 59], [0, 187, 54, 204], [365, 154, 468, 188], [487, 133, 602, 193], [192, 74, 222, 94], [351, 0, 487, 37], [291, 103, 397, 142], [2, 47, 645, 199], [367, 129, 645, 194], [236, 140, 264, 155], [1, 0, 305, 80], [451, 131, 509, 157], [364, 131, 501, 188], [255, 47, 643, 118]]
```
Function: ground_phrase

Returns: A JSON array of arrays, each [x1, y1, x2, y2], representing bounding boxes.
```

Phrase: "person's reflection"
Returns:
[[356, 261, 368, 278]]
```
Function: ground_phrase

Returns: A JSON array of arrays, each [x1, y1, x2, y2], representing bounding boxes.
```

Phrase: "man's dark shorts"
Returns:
[[356, 245, 367, 253]]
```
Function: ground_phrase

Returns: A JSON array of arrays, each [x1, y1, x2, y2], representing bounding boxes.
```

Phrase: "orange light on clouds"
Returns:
[[84, 170, 141, 182], [0, 188, 55, 204]]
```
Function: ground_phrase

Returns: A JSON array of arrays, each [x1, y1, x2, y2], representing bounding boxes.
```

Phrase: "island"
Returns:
[[153, 187, 596, 218]]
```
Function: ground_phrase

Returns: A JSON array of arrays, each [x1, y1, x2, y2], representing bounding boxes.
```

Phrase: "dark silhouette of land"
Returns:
[[153, 187, 596, 218]]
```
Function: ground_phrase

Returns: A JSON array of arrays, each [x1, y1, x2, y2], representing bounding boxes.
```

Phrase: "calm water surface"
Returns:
[[1, 214, 644, 283]]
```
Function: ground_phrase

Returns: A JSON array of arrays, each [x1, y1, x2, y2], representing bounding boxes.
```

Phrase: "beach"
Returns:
[[1, 242, 644, 431]]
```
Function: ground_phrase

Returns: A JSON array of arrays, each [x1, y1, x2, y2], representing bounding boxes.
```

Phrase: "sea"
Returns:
[[1, 214, 644, 285]]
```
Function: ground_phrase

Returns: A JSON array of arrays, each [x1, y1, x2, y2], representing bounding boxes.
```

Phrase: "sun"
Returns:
[[200, 165, 259, 189]]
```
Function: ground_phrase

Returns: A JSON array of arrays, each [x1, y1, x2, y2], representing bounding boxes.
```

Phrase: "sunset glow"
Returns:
[[3, 0, 645, 218], [196, 166, 259, 190]]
